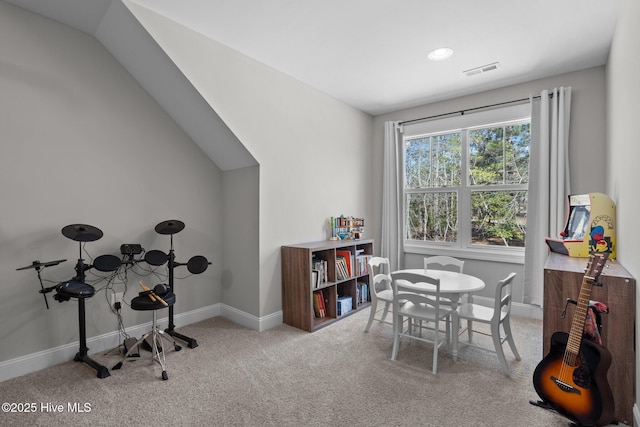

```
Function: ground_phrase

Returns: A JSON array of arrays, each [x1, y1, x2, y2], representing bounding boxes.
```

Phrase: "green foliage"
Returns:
[[404, 121, 530, 247], [471, 191, 527, 246]]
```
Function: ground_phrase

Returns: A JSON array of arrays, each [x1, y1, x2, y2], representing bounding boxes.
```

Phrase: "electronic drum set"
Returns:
[[16, 220, 211, 379]]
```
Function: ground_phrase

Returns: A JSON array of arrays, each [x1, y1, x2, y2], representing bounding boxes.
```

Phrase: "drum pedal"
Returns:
[[124, 337, 140, 357], [141, 337, 163, 353]]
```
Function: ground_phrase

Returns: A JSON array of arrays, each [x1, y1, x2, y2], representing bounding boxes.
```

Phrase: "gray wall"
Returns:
[[221, 165, 259, 315], [124, 4, 376, 319], [371, 66, 608, 305], [0, 2, 221, 362], [606, 0, 640, 417], [0, 0, 375, 371]]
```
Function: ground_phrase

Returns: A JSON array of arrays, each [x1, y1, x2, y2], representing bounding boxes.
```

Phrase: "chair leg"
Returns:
[[502, 318, 521, 360], [364, 299, 378, 332], [380, 301, 391, 322], [445, 316, 451, 345], [432, 319, 439, 374], [467, 319, 474, 342], [491, 322, 510, 375], [391, 314, 401, 360]]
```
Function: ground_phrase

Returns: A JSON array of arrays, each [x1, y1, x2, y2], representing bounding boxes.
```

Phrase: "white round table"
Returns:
[[393, 268, 485, 361]]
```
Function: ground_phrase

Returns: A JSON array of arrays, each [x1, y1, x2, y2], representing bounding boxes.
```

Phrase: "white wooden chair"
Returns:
[[456, 272, 521, 375], [420, 256, 465, 333], [363, 257, 393, 332], [424, 255, 465, 303], [424, 255, 465, 274], [390, 271, 453, 374]]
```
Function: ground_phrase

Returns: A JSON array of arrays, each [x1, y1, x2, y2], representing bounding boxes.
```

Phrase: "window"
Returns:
[[402, 104, 530, 259]]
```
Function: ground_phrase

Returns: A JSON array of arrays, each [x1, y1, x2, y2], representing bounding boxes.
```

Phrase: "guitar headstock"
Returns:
[[584, 252, 609, 284]]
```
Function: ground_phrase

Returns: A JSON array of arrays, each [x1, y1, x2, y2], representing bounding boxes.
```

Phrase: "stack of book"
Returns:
[[337, 296, 353, 316]]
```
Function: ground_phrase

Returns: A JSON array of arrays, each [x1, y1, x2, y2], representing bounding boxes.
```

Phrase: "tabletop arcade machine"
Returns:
[[545, 192, 616, 258]]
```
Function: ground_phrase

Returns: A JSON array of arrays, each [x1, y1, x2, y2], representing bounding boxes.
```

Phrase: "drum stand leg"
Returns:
[[113, 310, 179, 380], [165, 305, 198, 349], [164, 248, 198, 349], [74, 297, 110, 378]]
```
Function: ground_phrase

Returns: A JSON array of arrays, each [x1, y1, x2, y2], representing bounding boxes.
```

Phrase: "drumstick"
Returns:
[[152, 292, 168, 307], [138, 281, 157, 302], [138, 281, 168, 307]]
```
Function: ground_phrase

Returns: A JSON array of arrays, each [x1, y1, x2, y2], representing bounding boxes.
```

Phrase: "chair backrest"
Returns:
[[424, 256, 464, 273], [390, 271, 442, 311], [494, 272, 517, 322], [368, 257, 391, 295]]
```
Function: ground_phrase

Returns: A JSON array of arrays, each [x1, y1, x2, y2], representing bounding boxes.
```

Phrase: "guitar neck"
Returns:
[[564, 253, 608, 358], [565, 277, 593, 355]]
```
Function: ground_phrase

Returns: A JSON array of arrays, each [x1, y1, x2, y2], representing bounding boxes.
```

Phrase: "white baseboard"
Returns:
[[0, 303, 283, 383], [633, 403, 639, 427], [220, 304, 283, 332]]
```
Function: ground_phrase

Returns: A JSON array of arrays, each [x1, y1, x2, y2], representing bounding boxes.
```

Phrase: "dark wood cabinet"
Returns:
[[543, 252, 635, 425], [281, 239, 373, 332]]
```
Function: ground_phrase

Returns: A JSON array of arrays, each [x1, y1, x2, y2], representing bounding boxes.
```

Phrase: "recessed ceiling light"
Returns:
[[428, 47, 453, 61]]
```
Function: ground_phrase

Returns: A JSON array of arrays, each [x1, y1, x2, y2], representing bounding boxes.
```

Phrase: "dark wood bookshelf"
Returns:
[[281, 239, 373, 332]]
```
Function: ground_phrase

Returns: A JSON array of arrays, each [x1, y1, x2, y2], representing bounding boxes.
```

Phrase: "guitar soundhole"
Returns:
[[572, 356, 591, 389]]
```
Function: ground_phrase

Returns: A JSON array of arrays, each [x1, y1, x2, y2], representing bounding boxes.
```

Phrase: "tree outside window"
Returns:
[[404, 120, 530, 249]]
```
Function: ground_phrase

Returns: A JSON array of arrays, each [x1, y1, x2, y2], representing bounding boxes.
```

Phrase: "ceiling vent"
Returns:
[[463, 62, 501, 77]]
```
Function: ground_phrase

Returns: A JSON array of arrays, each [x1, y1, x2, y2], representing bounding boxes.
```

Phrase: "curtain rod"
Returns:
[[398, 94, 548, 126]]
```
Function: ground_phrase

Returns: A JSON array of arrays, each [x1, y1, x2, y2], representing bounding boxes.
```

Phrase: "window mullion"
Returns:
[[402, 112, 530, 253], [459, 129, 471, 247]]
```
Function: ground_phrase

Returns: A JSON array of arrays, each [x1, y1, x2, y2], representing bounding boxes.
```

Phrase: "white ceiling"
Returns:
[[5, 0, 621, 170], [124, 0, 621, 115], [7, 0, 621, 116]]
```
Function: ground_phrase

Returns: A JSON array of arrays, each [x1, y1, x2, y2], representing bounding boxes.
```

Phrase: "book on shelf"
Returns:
[[355, 254, 372, 276], [335, 256, 349, 281], [313, 291, 326, 318], [313, 292, 321, 317], [356, 282, 369, 304], [311, 257, 328, 284], [336, 250, 353, 277], [337, 296, 352, 316]]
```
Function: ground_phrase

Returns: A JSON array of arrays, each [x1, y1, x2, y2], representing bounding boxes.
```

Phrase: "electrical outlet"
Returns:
[[110, 292, 123, 308]]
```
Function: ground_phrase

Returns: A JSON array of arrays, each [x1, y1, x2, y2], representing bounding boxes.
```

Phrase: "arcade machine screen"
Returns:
[[563, 204, 590, 241]]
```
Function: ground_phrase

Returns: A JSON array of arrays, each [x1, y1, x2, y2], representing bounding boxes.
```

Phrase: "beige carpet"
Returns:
[[0, 309, 620, 426]]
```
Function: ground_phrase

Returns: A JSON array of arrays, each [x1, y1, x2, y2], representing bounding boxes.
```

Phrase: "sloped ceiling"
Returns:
[[125, 0, 620, 115], [4, 0, 620, 168], [4, 0, 257, 171]]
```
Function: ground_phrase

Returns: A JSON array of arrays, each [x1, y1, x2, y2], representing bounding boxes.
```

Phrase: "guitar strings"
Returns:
[[556, 256, 600, 384]]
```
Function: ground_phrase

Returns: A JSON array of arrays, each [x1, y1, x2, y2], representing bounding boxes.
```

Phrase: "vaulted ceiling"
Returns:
[[5, 0, 620, 170]]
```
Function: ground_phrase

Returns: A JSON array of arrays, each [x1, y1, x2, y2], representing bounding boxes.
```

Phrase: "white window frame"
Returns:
[[401, 103, 531, 264]]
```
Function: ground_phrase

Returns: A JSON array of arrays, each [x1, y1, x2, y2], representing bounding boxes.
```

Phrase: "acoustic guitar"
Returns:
[[533, 252, 614, 427]]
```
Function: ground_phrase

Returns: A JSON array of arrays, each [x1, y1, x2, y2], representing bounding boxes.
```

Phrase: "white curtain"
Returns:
[[523, 87, 572, 305], [381, 121, 403, 271]]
